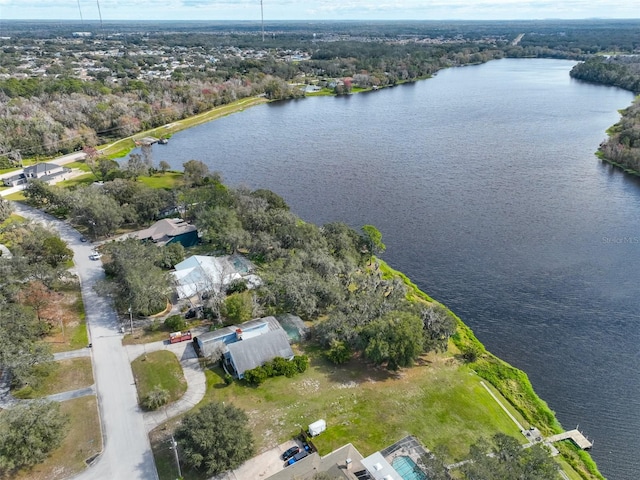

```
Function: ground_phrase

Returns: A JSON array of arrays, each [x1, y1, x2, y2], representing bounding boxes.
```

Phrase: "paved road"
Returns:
[[11, 202, 158, 480]]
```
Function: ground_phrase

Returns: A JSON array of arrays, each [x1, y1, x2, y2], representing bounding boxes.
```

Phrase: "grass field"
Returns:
[[139, 172, 183, 189], [131, 350, 187, 407], [14, 396, 102, 480], [13, 357, 93, 399], [200, 347, 524, 462]]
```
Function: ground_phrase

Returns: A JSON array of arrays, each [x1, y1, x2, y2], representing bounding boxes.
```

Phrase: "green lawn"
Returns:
[[131, 350, 187, 406], [139, 172, 183, 189], [200, 348, 524, 462], [13, 357, 94, 399]]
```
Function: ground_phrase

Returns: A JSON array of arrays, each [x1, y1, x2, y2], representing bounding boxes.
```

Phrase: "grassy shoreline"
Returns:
[[98, 96, 268, 159], [379, 259, 604, 480]]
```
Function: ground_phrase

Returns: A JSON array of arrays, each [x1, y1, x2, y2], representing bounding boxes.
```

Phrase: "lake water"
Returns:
[[132, 59, 638, 479]]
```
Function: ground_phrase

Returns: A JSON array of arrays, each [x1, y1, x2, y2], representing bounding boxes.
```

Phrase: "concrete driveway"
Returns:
[[12, 202, 159, 480], [212, 440, 301, 480], [126, 340, 207, 432]]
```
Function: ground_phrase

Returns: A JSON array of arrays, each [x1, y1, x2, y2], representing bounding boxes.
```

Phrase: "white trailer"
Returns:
[[308, 419, 326, 437]]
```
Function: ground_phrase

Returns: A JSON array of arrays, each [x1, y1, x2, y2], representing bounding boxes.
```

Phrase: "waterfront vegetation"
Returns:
[[14, 156, 604, 478]]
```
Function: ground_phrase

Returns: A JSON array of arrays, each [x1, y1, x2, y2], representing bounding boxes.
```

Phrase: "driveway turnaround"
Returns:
[[12, 202, 159, 480], [126, 340, 207, 432]]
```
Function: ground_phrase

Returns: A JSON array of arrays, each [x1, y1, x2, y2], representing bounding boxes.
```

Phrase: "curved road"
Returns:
[[12, 202, 158, 480]]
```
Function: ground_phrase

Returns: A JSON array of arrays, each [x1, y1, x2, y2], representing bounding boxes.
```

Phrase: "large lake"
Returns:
[[132, 59, 638, 479]]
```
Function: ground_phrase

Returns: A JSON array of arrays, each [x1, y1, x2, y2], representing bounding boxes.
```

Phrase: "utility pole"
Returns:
[[170, 435, 182, 478], [261, 0, 264, 42], [128, 305, 133, 334]]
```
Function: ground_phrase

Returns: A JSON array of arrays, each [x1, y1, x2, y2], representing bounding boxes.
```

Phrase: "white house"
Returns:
[[171, 254, 260, 300]]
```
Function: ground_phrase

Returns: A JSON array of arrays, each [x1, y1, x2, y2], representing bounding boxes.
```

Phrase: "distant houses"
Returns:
[[2, 162, 71, 187], [193, 316, 295, 379]]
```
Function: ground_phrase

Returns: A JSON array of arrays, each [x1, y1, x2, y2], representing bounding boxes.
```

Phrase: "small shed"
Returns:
[[308, 419, 326, 437]]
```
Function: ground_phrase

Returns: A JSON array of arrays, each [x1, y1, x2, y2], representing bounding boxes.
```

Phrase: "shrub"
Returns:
[[224, 373, 234, 385], [461, 344, 481, 363], [164, 315, 187, 332], [142, 385, 169, 410], [326, 339, 352, 365], [226, 279, 248, 295], [293, 355, 309, 373], [243, 366, 268, 386]]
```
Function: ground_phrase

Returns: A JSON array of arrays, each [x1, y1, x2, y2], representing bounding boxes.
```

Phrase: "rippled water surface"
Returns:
[[134, 59, 639, 479]]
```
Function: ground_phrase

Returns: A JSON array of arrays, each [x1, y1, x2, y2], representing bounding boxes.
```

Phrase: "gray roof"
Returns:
[[134, 218, 197, 244], [228, 329, 293, 377], [197, 316, 281, 347], [267, 443, 364, 480]]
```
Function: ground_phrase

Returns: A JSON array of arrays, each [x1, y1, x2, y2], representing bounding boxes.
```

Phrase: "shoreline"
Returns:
[[378, 259, 604, 480]]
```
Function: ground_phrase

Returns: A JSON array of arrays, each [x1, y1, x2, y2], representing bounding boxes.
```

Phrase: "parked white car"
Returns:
[[89, 251, 102, 260]]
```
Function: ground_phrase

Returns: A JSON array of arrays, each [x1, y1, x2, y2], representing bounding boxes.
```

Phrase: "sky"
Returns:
[[0, 0, 638, 21]]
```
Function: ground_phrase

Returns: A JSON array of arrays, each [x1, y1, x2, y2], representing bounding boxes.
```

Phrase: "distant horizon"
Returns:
[[1, 0, 638, 22], [2, 17, 639, 23]]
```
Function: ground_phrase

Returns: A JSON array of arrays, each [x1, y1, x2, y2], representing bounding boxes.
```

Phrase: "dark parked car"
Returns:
[[282, 446, 300, 461], [286, 451, 308, 466], [184, 306, 202, 319]]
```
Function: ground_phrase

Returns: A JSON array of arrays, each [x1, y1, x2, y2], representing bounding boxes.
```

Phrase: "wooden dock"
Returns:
[[546, 429, 593, 450], [135, 136, 159, 146]]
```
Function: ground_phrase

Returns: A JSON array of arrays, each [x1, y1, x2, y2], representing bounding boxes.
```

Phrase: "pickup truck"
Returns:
[[169, 331, 192, 344]]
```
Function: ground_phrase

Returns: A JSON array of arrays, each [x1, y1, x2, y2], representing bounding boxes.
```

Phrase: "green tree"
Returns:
[[0, 198, 11, 223], [175, 402, 254, 476], [157, 241, 185, 269], [362, 310, 424, 370], [101, 239, 171, 316], [42, 236, 73, 267], [0, 400, 69, 474], [420, 303, 457, 353], [158, 160, 171, 174], [361, 224, 386, 263], [222, 291, 254, 324], [71, 187, 124, 238], [196, 206, 249, 253], [326, 339, 352, 365], [460, 433, 560, 480], [183, 159, 210, 187], [125, 153, 149, 180], [419, 446, 452, 480]]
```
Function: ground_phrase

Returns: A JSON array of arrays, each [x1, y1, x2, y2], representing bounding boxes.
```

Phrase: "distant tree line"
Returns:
[[3, 20, 638, 160], [570, 56, 640, 173]]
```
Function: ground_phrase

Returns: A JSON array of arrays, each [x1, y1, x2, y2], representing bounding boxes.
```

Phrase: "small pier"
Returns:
[[135, 136, 159, 147], [546, 429, 593, 450]]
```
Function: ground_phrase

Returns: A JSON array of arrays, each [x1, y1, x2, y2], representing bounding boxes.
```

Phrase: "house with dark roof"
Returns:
[[193, 316, 294, 379], [132, 218, 198, 247], [2, 162, 71, 187]]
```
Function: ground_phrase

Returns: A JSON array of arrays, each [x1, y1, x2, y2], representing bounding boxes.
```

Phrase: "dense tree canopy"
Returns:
[[460, 433, 560, 480], [0, 198, 11, 223], [175, 402, 254, 476], [0, 400, 68, 474], [101, 238, 171, 316]]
